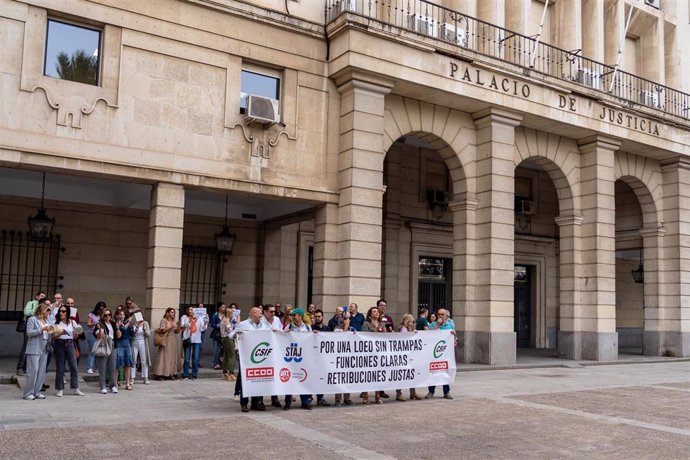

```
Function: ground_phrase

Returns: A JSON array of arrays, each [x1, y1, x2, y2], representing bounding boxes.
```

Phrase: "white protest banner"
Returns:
[[237, 330, 456, 397]]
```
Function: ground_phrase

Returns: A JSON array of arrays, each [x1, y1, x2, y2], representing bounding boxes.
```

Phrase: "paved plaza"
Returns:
[[1, 359, 689, 459]]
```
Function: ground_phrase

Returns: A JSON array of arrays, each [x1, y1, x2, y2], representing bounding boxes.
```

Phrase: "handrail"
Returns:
[[325, 0, 690, 120]]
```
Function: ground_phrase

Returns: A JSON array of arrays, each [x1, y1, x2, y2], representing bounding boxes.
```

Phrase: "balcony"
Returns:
[[325, 0, 690, 121]]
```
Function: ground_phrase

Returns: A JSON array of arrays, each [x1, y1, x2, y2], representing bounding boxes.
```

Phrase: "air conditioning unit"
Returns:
[[246, 94, 280, 124], [517, 200, 535, 216], [439, 23, 467, 47], [337, 0, 356, 13], [639, 91, 660, 108], [644, 0, 660, 9], [576, 68, 602, 90], [408, 16, 435, 37]]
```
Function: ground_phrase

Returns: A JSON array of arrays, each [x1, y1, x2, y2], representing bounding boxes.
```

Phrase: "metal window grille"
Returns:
[[417, 256, 452, 316], [0, 230, 63, 320], [179, 245, 225, 316]]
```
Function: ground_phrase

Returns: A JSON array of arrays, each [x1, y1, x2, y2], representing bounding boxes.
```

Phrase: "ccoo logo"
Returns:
[[433, 340, 447, 359], [251, 342, 273, 364]]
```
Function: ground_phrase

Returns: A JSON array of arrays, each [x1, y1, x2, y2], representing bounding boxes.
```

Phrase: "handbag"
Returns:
[[154, 329, 167, 347], [183, 338, 191, 348], [16, 317, 27, 333], [45, 341, 54, 354], [92, 335, 113, 357]]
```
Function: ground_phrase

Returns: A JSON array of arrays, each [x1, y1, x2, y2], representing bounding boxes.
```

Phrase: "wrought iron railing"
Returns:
[[0, 230, 63, 320], [325, 0, 690, 120]]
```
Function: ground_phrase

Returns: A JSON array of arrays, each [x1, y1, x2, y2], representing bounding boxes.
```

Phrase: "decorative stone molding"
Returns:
[[19, 8, 121, 129], [230, 121, 298, 160]]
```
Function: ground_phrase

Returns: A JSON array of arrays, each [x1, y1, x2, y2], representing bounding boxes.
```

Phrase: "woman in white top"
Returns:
[[180, 306, 207, 380], [53, 307, 85, 396], [396, 314, 422, 401], [129, 309, 151, 385], [94, 308, 118, 394]]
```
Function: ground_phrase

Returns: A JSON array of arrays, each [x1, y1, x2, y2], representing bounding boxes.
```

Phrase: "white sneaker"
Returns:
[[143, 378, 150, 385], [100, 388, 107, 394], [111, 386, 118, 394], [24, 394, 35, 400], [35, 393, 46, 399], [73, 389, 86, 396], [86, 368, 94, 374], [56, 390, 63, 397], [233, 394, 240, 402]]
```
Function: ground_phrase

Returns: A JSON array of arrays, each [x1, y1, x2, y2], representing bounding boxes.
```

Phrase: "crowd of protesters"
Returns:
[[16, 291, 456, 408]]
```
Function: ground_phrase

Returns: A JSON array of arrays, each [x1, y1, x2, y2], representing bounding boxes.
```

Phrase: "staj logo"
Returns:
[[284, 342, 303, 363], [251, 342, 273, 364], [433, 340, 448, 359]]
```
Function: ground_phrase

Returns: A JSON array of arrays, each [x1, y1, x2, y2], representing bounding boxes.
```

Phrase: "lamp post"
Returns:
[[28, 172, 55, 241], [215, 194, 237, 254]]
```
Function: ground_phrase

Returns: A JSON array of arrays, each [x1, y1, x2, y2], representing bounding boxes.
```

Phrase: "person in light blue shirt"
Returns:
[[426, 308, 456, 400]]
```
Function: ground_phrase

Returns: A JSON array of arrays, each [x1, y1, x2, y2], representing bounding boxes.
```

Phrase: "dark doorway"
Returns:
[[514, 265, 533, 348], [179, 245, 225, 317], [418, 256, 452, 316]]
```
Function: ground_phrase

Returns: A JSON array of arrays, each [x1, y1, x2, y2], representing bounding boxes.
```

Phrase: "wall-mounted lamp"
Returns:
[[427, 190, 449, 221], [215, 194, 237, 254], [631, 248, 644, 284], [28, 172, 55, 241]]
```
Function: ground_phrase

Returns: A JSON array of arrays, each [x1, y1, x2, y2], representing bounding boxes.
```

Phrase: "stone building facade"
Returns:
[[1, 0, 689, 364]]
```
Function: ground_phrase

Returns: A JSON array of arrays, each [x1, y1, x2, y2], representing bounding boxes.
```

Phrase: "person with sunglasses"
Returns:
[[53, 304, 85, 397], [94, 308, 118, 394]]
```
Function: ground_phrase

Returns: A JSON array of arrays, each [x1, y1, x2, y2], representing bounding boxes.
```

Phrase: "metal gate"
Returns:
[[0, 230, 63, 320], [179, 245, 225, 314], [417, 256, 452, 316]]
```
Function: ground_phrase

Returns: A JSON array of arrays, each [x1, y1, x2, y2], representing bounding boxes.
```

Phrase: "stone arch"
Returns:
[[614, 151, 663, 228], [383, 95, 476, 198], [514, 127, 579, 215]]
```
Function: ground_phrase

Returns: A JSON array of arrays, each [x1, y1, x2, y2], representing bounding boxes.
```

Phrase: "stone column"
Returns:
[[146, 183, 184, 330], [324, 72, 393, 308], [555, 213, 583, 358], [450, 196, 478, 363], [640, 225, 665, 356], [582, 0, 605, 61], [554, 0, 582, 53], [469, 108, 521, 365], [566, 136, 619, 361], [655, 160, 690, 357], [312, 203, 339, 309]]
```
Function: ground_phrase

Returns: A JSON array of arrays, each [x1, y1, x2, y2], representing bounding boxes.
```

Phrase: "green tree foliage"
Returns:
[[55, 49, 98, 85]]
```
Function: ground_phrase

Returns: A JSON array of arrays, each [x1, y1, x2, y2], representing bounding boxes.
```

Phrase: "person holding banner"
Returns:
[[180, 306, 207, 380], [230, 306, 271, 412], [283, 308, 313, 410], [425, 308, 456, 400], [347, 303, 365, 331], [361, 306, 388, 404], [260, 304, 284, 408]]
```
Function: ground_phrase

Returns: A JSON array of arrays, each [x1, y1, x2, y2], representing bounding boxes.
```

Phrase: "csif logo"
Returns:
[[433, 340, 448, 359], [251, 342, 273, 364]]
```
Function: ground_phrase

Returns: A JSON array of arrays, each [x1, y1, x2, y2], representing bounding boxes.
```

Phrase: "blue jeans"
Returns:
[[86, 330, 97, 370], [183, 342, 201, 378], [212, 338, 222, 366]]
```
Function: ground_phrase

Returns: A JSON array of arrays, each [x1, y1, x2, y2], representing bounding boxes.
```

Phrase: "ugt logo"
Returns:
[[284, 342, 303, 363], [251, 342, 273, 364], [433, 340, 447, 359]]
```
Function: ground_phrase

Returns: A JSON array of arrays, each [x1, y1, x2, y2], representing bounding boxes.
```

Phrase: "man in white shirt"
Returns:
[[231, 306, 271, 412], [260, 303, 284, 408]]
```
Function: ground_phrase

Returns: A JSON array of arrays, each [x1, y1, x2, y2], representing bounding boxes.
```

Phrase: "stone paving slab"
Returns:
[[0, 417, 348, 460], [511, 386, 690, 430], [1, 362, 689, 459]]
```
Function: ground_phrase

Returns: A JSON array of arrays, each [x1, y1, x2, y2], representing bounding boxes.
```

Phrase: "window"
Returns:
[[44, 19, 101, 86], [240, 69, 280, 114]]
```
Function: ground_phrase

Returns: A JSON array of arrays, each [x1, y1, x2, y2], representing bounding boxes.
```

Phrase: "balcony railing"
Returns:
[[325, 0, 690, 120]]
